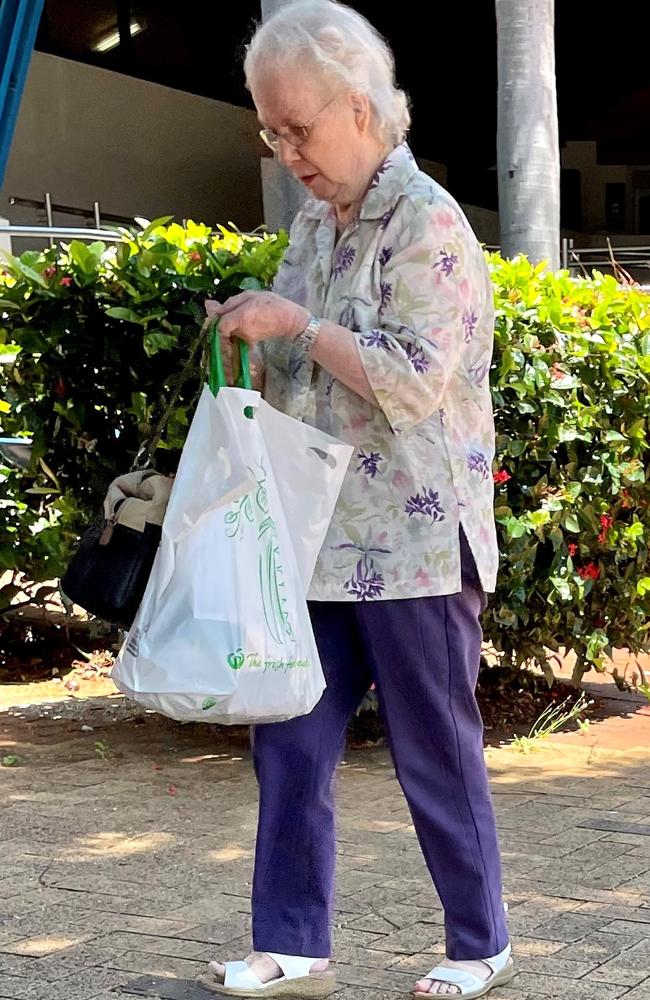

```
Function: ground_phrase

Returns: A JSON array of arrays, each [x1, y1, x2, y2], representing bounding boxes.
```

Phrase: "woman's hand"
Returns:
[[205, 291, 309, 346], [204, 298, 269, 392]]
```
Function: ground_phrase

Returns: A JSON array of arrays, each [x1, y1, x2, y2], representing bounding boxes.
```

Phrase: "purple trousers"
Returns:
[[250, 533, 509, 961]]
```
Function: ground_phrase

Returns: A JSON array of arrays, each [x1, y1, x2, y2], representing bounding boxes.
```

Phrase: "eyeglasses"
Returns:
[[259, 96, 337, 153]]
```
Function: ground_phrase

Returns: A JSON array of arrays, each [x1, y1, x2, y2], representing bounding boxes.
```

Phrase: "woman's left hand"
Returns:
[[206, 291, 309, 346]]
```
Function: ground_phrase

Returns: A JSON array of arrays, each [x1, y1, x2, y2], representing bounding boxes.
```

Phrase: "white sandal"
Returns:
[[197, 952, 337, 998], [413, 943, 514, 999]]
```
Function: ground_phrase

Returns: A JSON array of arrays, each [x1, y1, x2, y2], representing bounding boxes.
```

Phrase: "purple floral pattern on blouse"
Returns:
[[379, 281, 393, 311], [370, 162, 392, 189], [379, 246, 393, 266], [405, 487, 446, 522], [433, 248, 459, 276], [344, 554, 385, 600], [406, 341, 430, 374], [467, 449, 490, 480], [357, 450, 383, 478], [463, 310, 478, 343], [360, 329, 393, 351], [333, 244, 356, 279], [467, 358, 490, 387]]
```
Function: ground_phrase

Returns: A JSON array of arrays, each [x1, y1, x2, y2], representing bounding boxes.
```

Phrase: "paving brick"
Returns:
[[19, 967, 138, 1000], [525, 909, 625, 942], [507, 972, 625, 999], [618, 984, 650, 1000], [587, 938, 650, 987], [109, 976, 216, 999], [0, 976, 30, 1000], [6, 695, 650, 1000], [555, 930, 644, 963]]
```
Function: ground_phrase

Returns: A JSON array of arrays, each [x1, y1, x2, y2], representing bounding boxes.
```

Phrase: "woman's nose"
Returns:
[[277, 137, 301, 168]]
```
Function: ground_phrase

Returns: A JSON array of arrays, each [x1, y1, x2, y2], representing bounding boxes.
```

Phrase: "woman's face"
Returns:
[[251, 70, 377, 207]]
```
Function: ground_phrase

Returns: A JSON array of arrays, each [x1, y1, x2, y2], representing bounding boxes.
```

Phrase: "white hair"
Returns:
[[244, 0, 410, 147]]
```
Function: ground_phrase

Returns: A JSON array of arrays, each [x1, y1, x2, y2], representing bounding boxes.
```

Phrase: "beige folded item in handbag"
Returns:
[[102, 470, 173, 539]]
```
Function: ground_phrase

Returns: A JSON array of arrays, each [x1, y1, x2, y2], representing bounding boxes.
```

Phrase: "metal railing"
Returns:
[[3, 192, 135, 247], [561, 236, 650, 275], [8, 194, 134, 228], [0, 224, 123, 242]]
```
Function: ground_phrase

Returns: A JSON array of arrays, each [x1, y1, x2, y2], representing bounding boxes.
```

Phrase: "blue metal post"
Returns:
[[0, 0, 46, 187]]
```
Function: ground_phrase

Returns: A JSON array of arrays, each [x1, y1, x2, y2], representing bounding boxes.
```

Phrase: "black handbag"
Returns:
[[60, 470, 172, 629], [60, 321, 206, 628]]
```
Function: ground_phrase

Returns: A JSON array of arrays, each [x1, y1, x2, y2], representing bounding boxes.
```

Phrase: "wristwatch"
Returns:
[[293, 314, 321, 357]]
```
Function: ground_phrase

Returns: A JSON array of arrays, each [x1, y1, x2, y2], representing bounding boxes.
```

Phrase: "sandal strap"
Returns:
[[223, 960, 267, 989], [422, 966, 486, 993], [482, 942, 512, 975], [423, 945, 511, 994], [266, 952, 324, 980]]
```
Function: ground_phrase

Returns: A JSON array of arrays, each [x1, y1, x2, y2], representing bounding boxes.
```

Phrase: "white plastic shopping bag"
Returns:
[[113, 334, 352, 724]]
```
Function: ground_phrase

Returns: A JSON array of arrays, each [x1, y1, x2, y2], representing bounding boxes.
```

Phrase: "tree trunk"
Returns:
[[496, 0, 560, 269], [259, 0, 306, 232]]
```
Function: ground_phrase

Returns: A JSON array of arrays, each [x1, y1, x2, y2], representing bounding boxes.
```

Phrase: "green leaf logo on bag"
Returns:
[[227, 649, 245, 671], [202, 697, 217, 711]]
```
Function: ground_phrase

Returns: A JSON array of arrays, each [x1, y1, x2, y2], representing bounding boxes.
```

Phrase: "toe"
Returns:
[[208, 961, 226, 982], [413, 980, 461, 996]]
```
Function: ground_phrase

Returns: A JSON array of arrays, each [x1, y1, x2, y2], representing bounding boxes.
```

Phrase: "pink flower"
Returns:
[[493, 470, 511, 484], [568, 543, 578, 557], [59, 276, 72, 287], [44, 265, 57, 279]]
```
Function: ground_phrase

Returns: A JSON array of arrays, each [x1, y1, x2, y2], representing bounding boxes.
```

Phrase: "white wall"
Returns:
[[2, 52, 263, 235]]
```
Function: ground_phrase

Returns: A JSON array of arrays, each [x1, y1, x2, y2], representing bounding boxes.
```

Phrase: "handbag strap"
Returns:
[[130, 324, 204, 471], [132, 317, 253, 471]]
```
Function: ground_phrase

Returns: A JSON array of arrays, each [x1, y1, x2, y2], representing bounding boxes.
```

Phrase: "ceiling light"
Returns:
[[93, 19, 144, 54]]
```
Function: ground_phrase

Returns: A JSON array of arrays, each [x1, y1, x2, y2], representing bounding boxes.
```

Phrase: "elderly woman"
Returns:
[[201, 1, 512, 997]]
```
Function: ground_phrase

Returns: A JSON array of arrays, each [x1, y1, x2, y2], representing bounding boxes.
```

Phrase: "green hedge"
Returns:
[[1, 226, 648, 683], [487, 254, 649, 681], [0, 220, 287, 605]]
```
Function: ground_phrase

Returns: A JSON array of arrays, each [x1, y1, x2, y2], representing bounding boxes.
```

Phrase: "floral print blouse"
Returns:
[[263, 143, 498, 601]]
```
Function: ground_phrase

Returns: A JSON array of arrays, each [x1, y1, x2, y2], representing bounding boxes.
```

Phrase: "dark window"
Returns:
[[638, 194, 650, 234], [605, 182, 626, 232], [561, 169, 581, 231]]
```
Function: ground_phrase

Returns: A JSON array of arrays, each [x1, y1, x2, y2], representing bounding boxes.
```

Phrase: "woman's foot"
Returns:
[[414, 958, 495, 995], [413, 945, 513, 997], [208, 952, 330, 986]]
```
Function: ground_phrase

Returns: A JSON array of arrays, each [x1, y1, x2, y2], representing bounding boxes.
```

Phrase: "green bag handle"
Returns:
[[208, 316, 252, 396]]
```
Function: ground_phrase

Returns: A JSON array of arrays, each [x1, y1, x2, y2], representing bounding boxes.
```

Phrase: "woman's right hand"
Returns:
[[205, 299, 264, 391]]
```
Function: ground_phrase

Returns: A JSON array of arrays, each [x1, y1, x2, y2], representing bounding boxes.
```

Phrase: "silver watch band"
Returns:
[[293, 314, 321, 356]]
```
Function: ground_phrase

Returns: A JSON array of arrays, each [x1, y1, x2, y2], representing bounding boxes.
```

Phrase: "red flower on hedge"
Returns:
[[568, 543, 578, 557], [598, 513, 613, 544], [577, 562, 600, 581], [59, 276, 72, 287], [43, 265, 57, 279], [188, 250, 202, 262], [493, 470, 511, 484]]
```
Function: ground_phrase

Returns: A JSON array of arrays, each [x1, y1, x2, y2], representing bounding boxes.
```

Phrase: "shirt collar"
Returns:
[[302, 143, 418, 224]]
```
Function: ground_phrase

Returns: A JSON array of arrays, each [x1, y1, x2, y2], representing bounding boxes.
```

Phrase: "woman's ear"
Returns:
[[350, 92, 371, 134]]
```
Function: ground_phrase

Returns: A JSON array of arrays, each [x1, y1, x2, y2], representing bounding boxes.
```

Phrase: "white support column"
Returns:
[[0, 217, 12, 254]]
